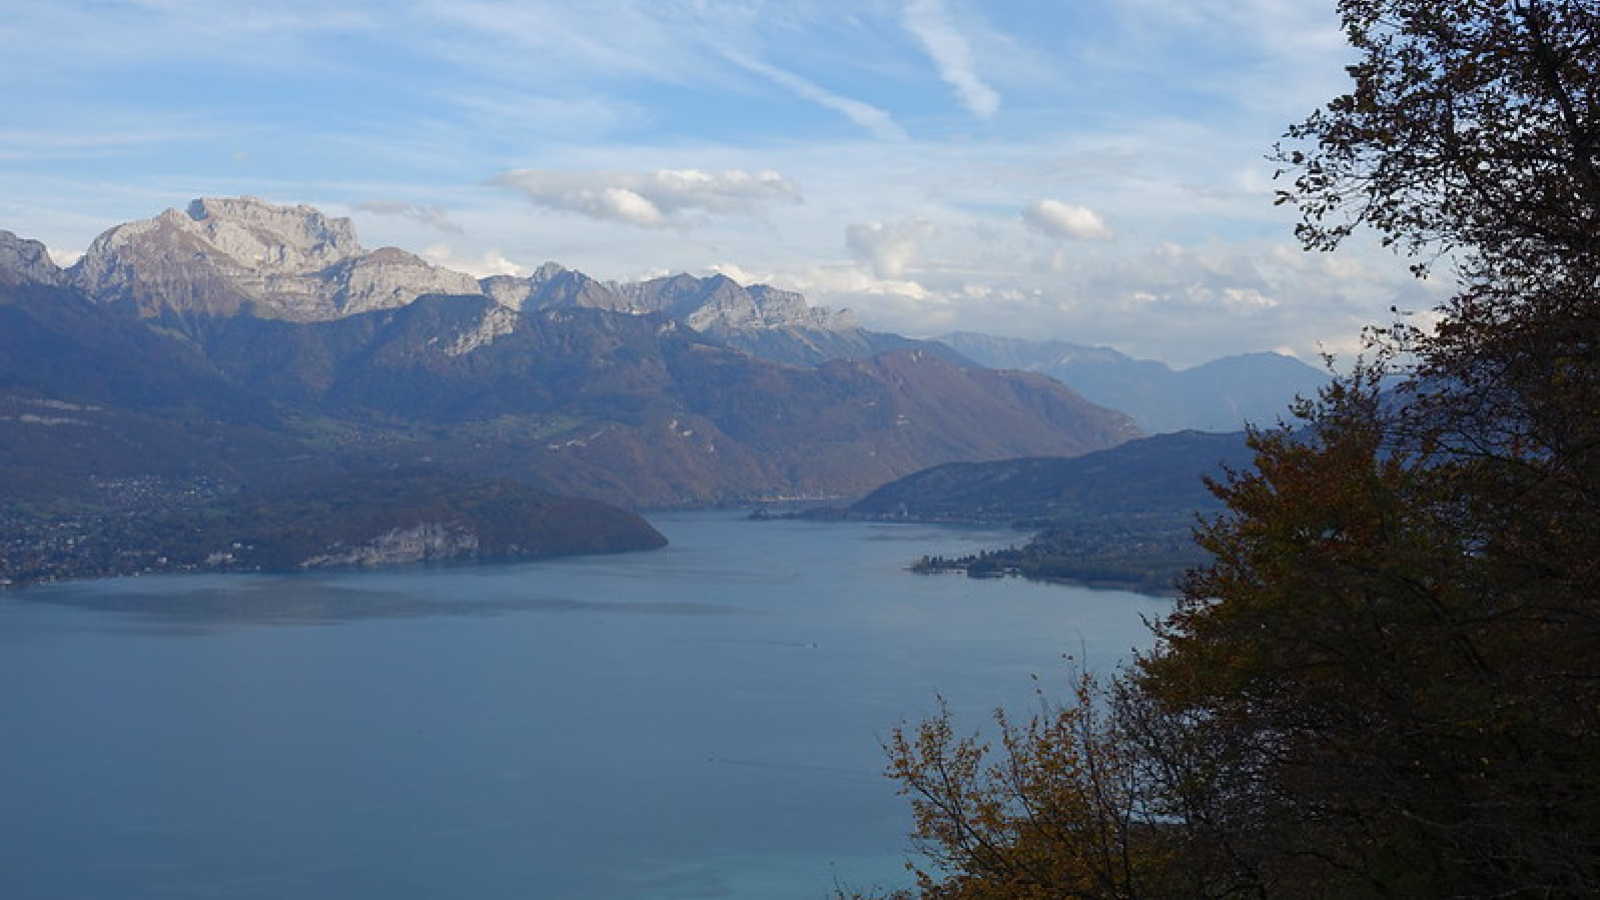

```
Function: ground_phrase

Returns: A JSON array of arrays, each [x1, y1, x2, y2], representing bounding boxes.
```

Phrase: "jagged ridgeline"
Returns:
[[1, 197, 1149, 582]]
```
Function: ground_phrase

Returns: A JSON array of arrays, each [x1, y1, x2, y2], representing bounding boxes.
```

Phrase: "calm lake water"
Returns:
[[0, 511, 1168, 900]]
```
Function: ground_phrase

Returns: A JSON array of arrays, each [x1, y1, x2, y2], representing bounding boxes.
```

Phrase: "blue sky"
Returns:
[[1, 0, 1440, 366]]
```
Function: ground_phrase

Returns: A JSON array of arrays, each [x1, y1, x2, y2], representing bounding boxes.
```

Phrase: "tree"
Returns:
[[1277, 0, 1600, 496], [865, 2, 1600, 897], [1166, 1, 1600, 893], [871, 673, 1266, 900], [1278, 0, 1600, 272], [1146, 370, 1600, 897]]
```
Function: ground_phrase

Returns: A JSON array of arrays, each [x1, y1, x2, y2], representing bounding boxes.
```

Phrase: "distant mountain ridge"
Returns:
[[937, 331, 1329, 433], [846, 430, 1252, 523]]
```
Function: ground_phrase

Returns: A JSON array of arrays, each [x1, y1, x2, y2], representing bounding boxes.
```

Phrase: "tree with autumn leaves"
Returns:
[[862, 2, 1600, 897]]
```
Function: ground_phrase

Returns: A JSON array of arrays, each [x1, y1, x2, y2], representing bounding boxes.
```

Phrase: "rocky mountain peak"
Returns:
[[0, 230, 66, 288], [483, 262, 624, 312], [530, 261, 568, 283], [69, 197, 480, 322]]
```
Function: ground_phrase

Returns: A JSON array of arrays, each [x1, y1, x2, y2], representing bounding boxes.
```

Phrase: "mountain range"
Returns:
[[0, 197, 1313, 583], [1, 198, 1143, 581], [936, 331, 1328, 433]]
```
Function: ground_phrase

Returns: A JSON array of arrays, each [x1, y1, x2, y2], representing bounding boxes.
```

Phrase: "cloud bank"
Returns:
[[491, 168, 800, 228]]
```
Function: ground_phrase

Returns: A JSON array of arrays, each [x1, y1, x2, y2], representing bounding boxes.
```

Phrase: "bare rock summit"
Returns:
[[614, 273, 857, 336], [70, 197, 480, 322]]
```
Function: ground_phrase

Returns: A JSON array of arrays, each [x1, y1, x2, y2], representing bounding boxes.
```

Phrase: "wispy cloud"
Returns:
[[490, 168, 801, 229], [902, 0, 1000, 119], [0, 124, 221, 163], [413, 0, 697, 85], [353, 199, 464, 234], [726, 51, 908, 142], [2, 0, 383, 72]]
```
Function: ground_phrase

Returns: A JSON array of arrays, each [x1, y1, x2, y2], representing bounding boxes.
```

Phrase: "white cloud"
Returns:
[[767, 262, 943, 330], [846, 217, 938, 279], [419, 243, 525, 278], [902, 0, 1001, 119], [1022, 200, 1112, 241], [602, 188, 667, 228], [776, 263, 935, 302], [705, 261, 768, 285], [490, 168, 801, 229]]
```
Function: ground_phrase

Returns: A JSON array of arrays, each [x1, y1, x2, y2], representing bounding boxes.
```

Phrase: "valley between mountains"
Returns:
[[0, 198, 1324, 586]]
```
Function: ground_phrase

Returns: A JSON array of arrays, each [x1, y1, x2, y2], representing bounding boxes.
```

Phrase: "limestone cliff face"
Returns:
[[747, 284, 857, 331], [181, 197, 362, 271], [326, 246, 480, 315], [70, 197, 479, 321]]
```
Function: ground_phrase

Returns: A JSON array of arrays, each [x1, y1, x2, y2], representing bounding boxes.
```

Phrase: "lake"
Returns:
[[0, 511, 1168, 900]]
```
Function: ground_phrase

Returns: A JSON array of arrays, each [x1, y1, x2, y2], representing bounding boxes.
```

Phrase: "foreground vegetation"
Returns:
[[859, 2, 1600, 897]]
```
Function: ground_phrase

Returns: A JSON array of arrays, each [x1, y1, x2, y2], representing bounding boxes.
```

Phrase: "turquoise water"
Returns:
[[0, 511, 1167, 900]]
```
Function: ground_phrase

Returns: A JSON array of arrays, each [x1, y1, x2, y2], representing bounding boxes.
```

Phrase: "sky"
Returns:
[[1, 0, 1445, 368]]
